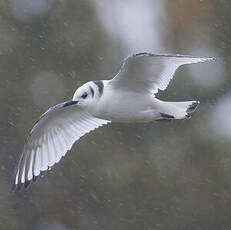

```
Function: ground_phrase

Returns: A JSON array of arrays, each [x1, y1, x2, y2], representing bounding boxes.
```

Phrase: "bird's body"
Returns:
[[13, 52, 214, 190], [79, 80, 197, 122], [89, 80, 157, 122]]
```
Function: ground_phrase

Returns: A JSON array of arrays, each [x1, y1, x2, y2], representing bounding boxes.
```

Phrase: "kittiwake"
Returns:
[[13, 52, 214, 190]]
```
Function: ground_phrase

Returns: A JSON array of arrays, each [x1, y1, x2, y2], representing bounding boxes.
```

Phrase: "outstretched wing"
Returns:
[[110, 52, 214, 94], [13, 101, 110, 190]]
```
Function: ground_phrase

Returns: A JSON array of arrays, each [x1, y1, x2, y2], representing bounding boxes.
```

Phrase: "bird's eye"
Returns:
[[81, 92, 88, 99]]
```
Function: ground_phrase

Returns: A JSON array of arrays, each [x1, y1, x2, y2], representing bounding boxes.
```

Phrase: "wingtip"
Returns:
[[11, 173, 39, 192], [12, 179, 36, 192], [208, 57, 216, 61], [11, 177, 20, 192], [24, 180, 31, 189], [129, 52, 216, 61], [33, 174, 39, 182], [16, 182, 23, 191], [133, 52, 150, 57], [11, 183, 17, 192], [199, 56, 216, 62]]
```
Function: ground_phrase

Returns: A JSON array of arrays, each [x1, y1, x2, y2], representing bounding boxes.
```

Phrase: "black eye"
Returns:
[[81, 92, 88, 99]]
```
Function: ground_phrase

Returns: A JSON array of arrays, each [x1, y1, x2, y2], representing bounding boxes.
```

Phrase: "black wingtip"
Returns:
[[11, 182, 21, 192], [210, 57, 216, 61], [133, 52, 149, 57], [11, 183, 16, 192], [33, 175, 38, 182], [11, 176, 38, 192], [24, 180, 31, 189], [16, 182, 23, 191], [12, 170, 50, 192], [131, 52, 216, 61]]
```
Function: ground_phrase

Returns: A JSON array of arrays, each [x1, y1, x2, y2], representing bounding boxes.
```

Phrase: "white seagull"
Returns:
[[13, 52, 214, 190]]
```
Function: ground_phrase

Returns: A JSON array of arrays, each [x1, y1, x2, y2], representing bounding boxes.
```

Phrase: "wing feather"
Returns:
[[110, 52, 214, 93], [13, 102, 110, 190]]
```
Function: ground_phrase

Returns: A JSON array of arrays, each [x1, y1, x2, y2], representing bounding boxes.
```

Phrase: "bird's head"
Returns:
[[72, 81, 101, 108]]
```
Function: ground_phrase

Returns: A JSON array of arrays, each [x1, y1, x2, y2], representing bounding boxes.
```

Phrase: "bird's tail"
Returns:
[[159, 101, 200, 120]]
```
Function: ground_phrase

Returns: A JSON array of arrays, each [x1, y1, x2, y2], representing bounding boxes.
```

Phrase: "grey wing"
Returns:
[[110, 52, 214, 94], [13, 102, 110, 190]]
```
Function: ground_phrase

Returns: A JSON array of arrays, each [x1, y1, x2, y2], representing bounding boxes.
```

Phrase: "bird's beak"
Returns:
[[63, 100, 78, 107]]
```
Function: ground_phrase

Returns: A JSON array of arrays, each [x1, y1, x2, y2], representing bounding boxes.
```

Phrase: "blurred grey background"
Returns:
[[0, 0, 230, 229]]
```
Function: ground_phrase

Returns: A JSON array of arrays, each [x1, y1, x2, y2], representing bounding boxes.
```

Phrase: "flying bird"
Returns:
[[13, 52, 214, 190]]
